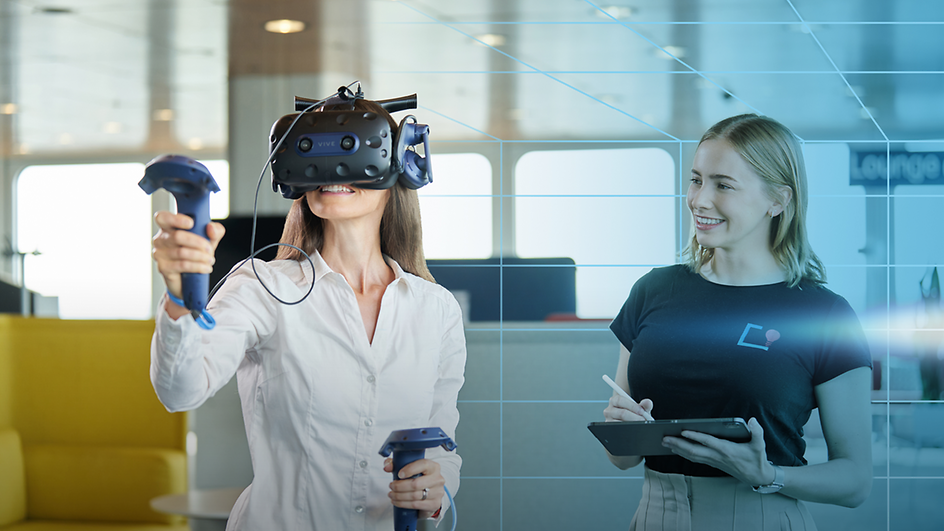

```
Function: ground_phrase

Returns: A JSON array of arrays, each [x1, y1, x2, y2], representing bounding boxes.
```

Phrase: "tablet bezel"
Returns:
[[587, 417, 751, 457]]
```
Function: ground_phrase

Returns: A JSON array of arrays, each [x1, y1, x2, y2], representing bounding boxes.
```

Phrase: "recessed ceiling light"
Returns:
[[654, 46, 685, 60], [1, 103, 16, 114], [508, 108, 527, 121], [264, 19, 306, 34], [153, 109, 174, 122], [596, 94, 622, 105], [58, 133, 73, 145], [17, 144, 30, 155], [790, 23, 822, 34], [188, 138, 204, 150], [596, 6, 634, 20], [474, 33, 506, 47], [103, 122, 121, 134], [37, 6, 73, 15], [846, 85, 865, 98]]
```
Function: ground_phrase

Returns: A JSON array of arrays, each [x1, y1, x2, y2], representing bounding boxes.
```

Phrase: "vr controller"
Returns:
[[138, 155, 219, 329], [379, 427, 457, 531], [269, 87, 432, 199]]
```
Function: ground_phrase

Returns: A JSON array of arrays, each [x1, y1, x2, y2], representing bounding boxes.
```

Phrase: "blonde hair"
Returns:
[[274, 99, 434, 283], [682, 114, 826, 287]]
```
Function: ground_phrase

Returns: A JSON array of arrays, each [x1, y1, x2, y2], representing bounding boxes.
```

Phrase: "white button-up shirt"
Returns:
[[150, 252, 466, 531]]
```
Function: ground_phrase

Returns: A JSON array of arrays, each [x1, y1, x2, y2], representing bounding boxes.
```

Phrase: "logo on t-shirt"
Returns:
[[737, 323, 781, 351]]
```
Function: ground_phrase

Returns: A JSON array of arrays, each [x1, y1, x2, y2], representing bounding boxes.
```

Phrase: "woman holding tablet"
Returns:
[[603, 114, 872, 530]]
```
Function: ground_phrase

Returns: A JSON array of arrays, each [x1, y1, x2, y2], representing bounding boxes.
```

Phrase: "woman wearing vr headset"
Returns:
[[149, 98, 464, 530], [603, 114, 872, 529]]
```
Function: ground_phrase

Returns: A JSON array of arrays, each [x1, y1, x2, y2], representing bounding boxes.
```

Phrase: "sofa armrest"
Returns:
[[0, 429, 26, 527], [24, 444, 186, 524]]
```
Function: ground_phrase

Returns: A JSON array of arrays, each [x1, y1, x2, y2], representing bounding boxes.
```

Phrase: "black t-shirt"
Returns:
[[609, 265, 872, 477]]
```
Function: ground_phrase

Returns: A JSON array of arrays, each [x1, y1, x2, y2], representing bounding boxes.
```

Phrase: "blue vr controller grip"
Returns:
[[138, 155, 220, 319], [379, 428, 457, 531]]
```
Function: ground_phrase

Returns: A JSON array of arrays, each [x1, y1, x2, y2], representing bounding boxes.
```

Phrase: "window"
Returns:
[[515, 148, 676, 318], [417, 152, 492, 259], [16, 163, 151, 319], [16, 160, 230, 319], [203, 159, 231, 220]]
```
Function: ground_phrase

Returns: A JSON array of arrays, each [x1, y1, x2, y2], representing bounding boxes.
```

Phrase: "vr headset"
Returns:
[[269, 85, 432, 200]]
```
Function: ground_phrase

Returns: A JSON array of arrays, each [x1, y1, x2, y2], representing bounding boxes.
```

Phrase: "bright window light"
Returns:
[[16, 163, 152, 319], [417, 152, 492, 259], [515, 148, 676, 318], [201, 159, 230, 220]]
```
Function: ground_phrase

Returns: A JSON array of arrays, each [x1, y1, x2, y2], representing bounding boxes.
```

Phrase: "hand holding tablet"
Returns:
[[595, 374, 750, 457]]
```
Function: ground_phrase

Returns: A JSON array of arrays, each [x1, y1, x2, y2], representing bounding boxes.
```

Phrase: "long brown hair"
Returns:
[[274, 99, 434, 283], [682, 114, 826, 287]]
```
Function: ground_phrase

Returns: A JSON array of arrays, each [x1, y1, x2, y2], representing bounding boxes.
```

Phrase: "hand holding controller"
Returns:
[[139, 155, 221, 329], [379, 428, 457, 531]]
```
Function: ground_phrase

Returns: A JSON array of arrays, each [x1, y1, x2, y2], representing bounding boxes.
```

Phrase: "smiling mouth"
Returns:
[[695, 216, 725, 228], [319, 185, 354, 193], [696, 216, 723, 224]]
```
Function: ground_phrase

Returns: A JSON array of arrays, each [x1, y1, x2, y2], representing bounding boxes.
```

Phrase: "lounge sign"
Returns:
[[850, 151, 944, 187]]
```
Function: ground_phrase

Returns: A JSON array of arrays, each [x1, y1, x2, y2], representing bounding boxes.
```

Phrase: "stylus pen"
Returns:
[[602, 374, 654, 421]]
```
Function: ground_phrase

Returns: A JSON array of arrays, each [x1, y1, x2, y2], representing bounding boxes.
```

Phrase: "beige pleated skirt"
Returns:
[[629, 466, 818, 531]]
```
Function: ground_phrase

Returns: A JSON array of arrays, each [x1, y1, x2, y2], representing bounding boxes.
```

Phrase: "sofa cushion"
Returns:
[[8, 318, 186, 450], [1, 521, 189, 531], [0, 429, 26, 526], [23, 445, 186, 524]]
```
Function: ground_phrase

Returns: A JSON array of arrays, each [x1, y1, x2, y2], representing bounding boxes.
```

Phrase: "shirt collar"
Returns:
[[384, 254, 408, 284], [306, 250, 411, 290], [306, 249, 334, 284]]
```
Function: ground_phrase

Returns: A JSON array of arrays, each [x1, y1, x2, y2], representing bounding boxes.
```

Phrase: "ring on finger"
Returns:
[[421, 488, 429, 501]]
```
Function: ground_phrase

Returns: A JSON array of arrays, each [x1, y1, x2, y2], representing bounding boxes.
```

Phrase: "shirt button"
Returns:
[[355, 505, 365, 514], [364, 419, 373, 427], [367, 375, 376, 384], [359, 460, 368, 468]]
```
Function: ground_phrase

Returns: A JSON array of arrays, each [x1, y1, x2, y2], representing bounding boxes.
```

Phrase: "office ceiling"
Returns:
[[2, 0, 943, 158]]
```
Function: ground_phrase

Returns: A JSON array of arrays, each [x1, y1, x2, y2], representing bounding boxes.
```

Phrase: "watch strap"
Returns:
[[752, 462, 785, 494]]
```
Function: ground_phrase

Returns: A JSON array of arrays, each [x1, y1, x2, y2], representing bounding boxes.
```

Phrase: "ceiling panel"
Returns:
[[2, 0, 944, 159], [14, 2, 151, 152], [708, 73, 885, 140], [846, 73, 944, 141], [677, 24, 837, 72], [517, 72, 676, 140], [174, 1, 228, 150], [791, 0, 944, 23], [512, 23, 675, 73], [814, 23, 944, 72]]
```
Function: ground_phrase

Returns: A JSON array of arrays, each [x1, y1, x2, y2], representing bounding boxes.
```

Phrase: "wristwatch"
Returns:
[[752, 462, 785, 494]]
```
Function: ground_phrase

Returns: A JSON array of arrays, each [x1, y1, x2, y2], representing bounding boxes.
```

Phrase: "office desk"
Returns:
[[151, 487, 244, 531]]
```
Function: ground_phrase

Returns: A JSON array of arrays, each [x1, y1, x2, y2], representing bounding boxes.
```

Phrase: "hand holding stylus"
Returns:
[[602, 374, 654, 422]]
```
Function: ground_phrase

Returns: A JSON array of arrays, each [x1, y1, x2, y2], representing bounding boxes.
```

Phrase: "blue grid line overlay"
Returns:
[[380, 70, 944, 74], [377, 21, 944, 26], [376, 1, 941, 529], [396, 0, 680, 141], [585, 0, 766, 118], [785, 0, 887, 141]]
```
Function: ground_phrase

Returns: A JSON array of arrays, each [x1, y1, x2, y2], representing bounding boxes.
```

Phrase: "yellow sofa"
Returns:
[[0, 316, 188, 531]]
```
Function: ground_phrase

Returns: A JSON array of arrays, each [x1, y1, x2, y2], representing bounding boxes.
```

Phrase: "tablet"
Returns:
[[587, 417, 751, 457]]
